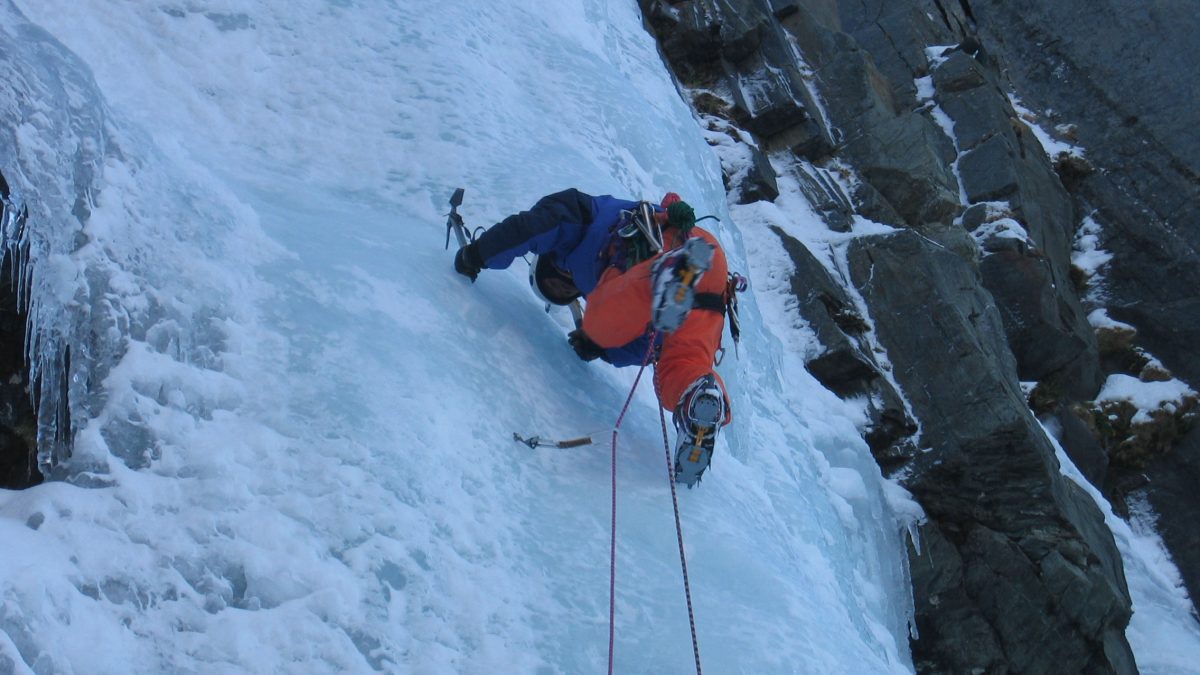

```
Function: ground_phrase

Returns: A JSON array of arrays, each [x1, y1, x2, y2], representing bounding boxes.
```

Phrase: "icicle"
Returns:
[[25, 299, 39, 398], [18, 215, 31, 313], [905, 518, 922, 557]]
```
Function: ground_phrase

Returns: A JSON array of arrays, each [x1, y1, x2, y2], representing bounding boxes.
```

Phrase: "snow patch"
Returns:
[[1009, 94, 1086, 161], [1087, 308, 1134, 330], [1097, 374, 1196, 424], [914, 76, 935, 102], [924, 46, 955, 68], [972, 216, 1031, 244], [1073, 213, 1112, 302]]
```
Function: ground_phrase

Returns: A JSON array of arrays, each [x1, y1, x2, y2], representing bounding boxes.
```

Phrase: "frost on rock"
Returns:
[[914, 56, 968, 206]]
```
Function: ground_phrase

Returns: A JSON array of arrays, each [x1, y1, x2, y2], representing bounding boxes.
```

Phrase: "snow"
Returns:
[[923, 46, 954, 69], [971, 216, 1032, 248], [1088, 308, 1135, 330], [1009, 93, 1086, 161], [913, 75, 935, 102], [1074, 213, 1113, 302], [1074, 215, 1112, 275], [0, 1, 916, 672], [1097, 374, 1195, 424], [699, 115, 760, 205]]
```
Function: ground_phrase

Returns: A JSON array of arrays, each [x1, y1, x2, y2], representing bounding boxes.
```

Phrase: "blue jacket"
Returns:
[[474, 188, 661, 366]]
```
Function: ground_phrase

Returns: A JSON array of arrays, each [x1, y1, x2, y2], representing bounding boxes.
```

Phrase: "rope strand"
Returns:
[[607, 332, 702, 675], [658, 404, 703, 675], [608, 337, 657, 675]]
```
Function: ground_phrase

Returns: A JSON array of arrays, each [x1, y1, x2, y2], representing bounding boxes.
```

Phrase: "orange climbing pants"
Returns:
[[581, 228, 732, 422]]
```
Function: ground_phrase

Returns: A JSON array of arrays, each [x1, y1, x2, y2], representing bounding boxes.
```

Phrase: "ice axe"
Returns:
[[444, 187, 468, 250]]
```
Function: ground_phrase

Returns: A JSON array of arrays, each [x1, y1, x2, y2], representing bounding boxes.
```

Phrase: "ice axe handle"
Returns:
[[445, 187, 468, 250]]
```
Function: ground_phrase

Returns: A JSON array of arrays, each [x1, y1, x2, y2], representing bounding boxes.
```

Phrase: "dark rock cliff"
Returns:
[[964, 0, 1200, 391], [959, 0, 1200, 623], [846, 231, 1133, 674], [641, 0, 1198, 671]]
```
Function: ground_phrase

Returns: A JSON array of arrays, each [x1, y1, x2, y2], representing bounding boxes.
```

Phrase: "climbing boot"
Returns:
[[672, 374, 725, 488], [650, 236, 715, 333]]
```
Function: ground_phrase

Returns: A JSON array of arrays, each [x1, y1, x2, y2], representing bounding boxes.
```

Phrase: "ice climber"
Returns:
[[453, 189, 735, 487]]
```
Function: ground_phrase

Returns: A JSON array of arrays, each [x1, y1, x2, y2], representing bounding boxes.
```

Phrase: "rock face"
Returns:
[[847, 231, 1134, 674], [777, 4, 962, 229], [775, 2, 1104, 403], [836, 2, 1102, 400], [637, 0, 1167, 671], [1141, 427, 1200, 606], [770, 226, 918, 471], [963, 0, 1200, 392], [959, 0, 1200, 618]]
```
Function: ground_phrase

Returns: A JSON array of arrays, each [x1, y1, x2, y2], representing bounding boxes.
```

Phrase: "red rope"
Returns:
[[658, 394, 704, 675], [608, 337, 657, 675], [607, 334, 703, 674]]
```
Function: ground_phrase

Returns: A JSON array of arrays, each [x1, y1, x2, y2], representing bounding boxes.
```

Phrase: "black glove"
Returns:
[[454, 243, 484, 282], [568, 329, 605, 362]]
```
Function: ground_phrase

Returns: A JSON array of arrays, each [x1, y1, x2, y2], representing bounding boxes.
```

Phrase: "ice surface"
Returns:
[[1, 1, 917, 672]]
